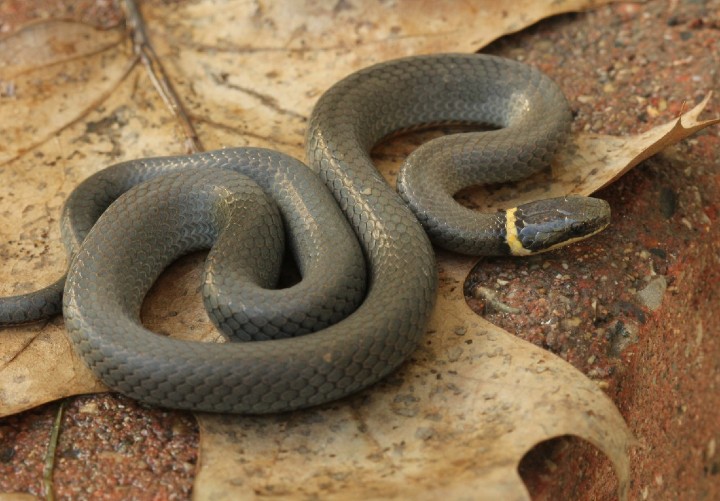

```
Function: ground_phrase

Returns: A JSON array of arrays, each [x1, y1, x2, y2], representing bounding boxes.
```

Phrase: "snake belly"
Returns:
[[5, 54, 578, 413]]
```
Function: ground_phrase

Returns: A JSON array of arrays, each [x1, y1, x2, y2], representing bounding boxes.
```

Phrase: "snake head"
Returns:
[[506, 196, 611, 255]]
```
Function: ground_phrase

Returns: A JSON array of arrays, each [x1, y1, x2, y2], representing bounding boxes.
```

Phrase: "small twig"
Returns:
[[42, 400, 66, 501], [122, 0, 204, 153], [471, 285, 522, 315]]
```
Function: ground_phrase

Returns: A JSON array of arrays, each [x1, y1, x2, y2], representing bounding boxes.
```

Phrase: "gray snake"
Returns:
[[0, 54, 610, 413]]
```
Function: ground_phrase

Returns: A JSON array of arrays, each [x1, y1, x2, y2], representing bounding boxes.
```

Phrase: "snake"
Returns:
[[0, 54, 610, 413]]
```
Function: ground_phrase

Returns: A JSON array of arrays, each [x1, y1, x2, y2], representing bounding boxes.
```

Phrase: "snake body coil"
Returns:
[[0, 54, 609, 413]]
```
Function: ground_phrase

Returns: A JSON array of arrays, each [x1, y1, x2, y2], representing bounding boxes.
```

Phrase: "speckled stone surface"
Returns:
[[476, 2, 720, 499], [0, 394, 198, 499], [1, 1, 719, 500]]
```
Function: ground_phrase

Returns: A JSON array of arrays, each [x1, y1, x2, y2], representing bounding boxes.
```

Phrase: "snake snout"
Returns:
[[513, 196, 611, 253]]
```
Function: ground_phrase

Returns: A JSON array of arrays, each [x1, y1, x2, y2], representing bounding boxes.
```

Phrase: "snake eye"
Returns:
[[569, 221, 586, 236]]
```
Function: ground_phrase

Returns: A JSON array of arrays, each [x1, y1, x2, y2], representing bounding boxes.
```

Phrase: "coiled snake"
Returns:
[[0, 54, 610, 413]]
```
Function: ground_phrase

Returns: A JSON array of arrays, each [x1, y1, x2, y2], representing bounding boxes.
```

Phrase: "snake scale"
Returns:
[[0, 54, 610, 413]]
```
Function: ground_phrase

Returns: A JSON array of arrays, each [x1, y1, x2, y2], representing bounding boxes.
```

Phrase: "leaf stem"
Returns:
[[42, 400, 66, 501], [122, 0, 204, 153]]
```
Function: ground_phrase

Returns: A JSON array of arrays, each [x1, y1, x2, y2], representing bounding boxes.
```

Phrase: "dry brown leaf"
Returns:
[[0, 324, 106, 413], [0, 0, 717, 499], [139, 0, 623, 158], [456, 93, 720, 211], [0, 20, 128, 164], [194, 255, 632, 501], [565, 93, 720, 194], [0, 17, 182, 415]]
